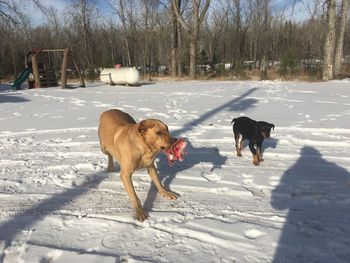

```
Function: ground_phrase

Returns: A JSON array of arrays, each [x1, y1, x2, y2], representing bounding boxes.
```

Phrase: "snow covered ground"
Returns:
[[0, 80, 349, 263]]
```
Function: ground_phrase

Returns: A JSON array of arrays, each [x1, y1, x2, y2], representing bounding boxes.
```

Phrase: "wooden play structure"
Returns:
[[27, 48, 85, 88]]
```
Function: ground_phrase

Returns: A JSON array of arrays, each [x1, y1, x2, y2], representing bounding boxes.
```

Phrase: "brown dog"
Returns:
[[98, 109, 178, 221]]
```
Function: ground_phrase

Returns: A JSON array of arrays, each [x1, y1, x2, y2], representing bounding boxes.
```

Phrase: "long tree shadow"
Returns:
[[0, 94, 30, 103], [0, 84, 13, 92], [185, 88, 257, 128], [144, 88, 258, 211], [271, 146, 350, 263], [0, 171, 110, 261], [0, 84, 30, 103]]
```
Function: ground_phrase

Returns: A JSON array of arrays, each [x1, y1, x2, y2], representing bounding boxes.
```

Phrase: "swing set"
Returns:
[[27, 48, 85, 88]]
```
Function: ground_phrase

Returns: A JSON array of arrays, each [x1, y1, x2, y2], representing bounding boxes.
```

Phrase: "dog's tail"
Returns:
[[231, 118, 237, 125]]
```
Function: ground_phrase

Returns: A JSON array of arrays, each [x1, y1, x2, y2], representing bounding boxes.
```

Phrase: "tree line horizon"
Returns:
[[0, 0, 348, 81]]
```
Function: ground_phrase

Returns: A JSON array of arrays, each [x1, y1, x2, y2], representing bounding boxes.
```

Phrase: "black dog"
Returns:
[[231, 116, 275, 165]]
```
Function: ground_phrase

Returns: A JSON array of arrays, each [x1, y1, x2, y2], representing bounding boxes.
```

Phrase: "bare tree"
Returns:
[[0, 0, 21, 24], [333, 0, 349, 77], [79, 0, 93, 68], [66, 0, 96, 69], [170, 0, 180, 77], [4, 0, 350, 81], [322, 0, 336, 81], [172, 0, 211, 79], [109, 0, 132, 66], [141, 0, 149, 74], [233, 0, 243, 61]]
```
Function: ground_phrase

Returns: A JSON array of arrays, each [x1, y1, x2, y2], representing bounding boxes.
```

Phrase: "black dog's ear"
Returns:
[[270, 123, 275, 130]]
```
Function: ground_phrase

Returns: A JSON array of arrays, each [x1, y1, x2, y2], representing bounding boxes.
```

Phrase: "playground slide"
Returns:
[[11, 67, 32, 90]]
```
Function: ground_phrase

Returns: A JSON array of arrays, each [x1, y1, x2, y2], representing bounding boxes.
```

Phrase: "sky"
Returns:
[[22, 0, 310, 26]]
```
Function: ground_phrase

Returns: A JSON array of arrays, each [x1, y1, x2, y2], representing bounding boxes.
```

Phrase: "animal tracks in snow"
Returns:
[[1, 81, 350, 262]]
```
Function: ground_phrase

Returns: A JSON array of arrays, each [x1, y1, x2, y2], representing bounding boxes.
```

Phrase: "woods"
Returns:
[[1, 0, 350, 80]]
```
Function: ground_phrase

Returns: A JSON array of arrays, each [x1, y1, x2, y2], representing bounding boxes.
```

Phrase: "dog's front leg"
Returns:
[[120, 169, 148, 221], [147, 164, 177, 200], [257, 141, 264, 162], [107, 153, 115, 172], [249, 142, 259, 166]]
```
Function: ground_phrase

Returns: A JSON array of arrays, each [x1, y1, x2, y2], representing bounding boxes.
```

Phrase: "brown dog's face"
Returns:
[[258, 121, 275, 138], [138, 119, 176, 152]]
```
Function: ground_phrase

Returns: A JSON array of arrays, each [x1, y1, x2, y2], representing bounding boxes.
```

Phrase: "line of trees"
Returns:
[[0, 0, 350, 80]]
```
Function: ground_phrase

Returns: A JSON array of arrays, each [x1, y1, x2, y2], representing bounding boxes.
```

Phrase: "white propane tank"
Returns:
[[100, 67, 140, 85]]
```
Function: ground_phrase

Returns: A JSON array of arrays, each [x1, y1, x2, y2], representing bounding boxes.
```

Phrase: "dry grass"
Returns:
[[3, 68, 349, 85]]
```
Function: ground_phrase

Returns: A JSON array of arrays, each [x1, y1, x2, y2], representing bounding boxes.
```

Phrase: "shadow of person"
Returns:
[[271, 146, 350, 263], [143, 140, 228, 211]]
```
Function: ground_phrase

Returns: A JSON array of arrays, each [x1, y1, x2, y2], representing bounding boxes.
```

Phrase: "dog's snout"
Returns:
[[170, 137, 177, 145], [262, 133, 268, 138], [162, 137, 176, 151]]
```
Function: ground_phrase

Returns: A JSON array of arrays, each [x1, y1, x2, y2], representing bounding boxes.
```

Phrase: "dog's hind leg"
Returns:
[[239, 137, 244, 156], [101, 143, 114, 172], [100, 144, 115, 172], [234, 133, 242, 157]]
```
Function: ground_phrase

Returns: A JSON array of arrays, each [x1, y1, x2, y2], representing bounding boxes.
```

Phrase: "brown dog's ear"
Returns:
[[138, 120, 148, 134], [138, 119, 155, 134]]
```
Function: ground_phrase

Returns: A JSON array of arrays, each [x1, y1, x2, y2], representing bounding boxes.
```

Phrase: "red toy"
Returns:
[[164, 138, 187, 167]]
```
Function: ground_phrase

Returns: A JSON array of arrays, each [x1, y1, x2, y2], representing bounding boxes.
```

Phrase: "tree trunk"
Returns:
[[170, 0, 179, 77], [322, 0, 336, 81], [80, 0, 92, 68], [142, 0, 149, 75], [333, 0, 349, 77], [189, 37, 197, 79], [119, 0, 132, 66], [171, 0, 210, 79], [177, 21, 183, 77]]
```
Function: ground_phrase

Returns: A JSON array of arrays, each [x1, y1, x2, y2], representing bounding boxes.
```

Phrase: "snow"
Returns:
[[0, 80, 350, 262]]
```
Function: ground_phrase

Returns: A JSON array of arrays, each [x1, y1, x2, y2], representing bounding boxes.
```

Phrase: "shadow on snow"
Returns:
[[271, 146, 350, 262], [0, 86, 260, 261], [144, 87, 259, 211]]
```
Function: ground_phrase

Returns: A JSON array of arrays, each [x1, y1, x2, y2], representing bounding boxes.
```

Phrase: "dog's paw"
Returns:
[[107, 165, 115, 172], [252, 160, 260, 166], [252, 155, 260, 166], [160, 190, 178, 200], [135, 207, 148, 222], [237, 153, 242, 157]]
